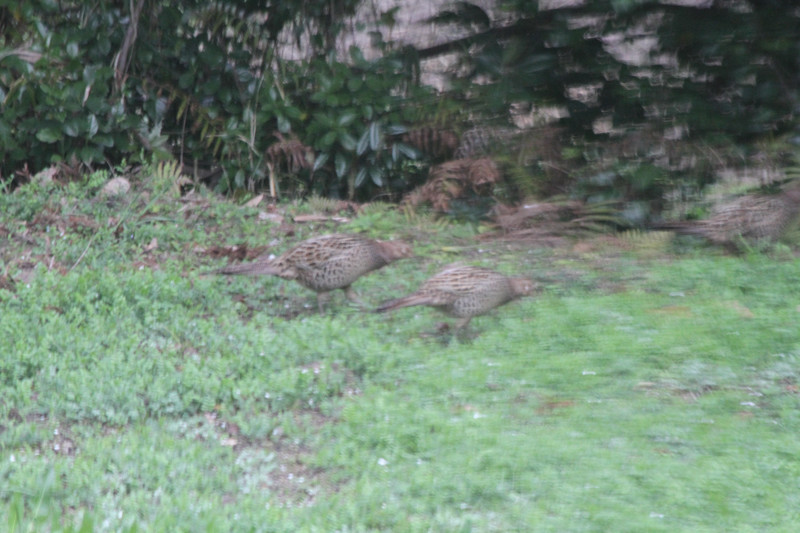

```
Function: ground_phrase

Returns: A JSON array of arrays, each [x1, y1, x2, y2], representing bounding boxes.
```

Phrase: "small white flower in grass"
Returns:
[[264, 392, 271, 399], [377, 457, 389, 466], [649, 512, 664, 519], [473, 412, 486, 419], [582, 370, 596, 375]]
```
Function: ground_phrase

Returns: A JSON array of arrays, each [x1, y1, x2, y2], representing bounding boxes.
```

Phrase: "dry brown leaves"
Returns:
[[266, 133, 313, 172], [403, 157, 501, 212], [198, 243, 269, 262], [30, 208, 100, 234], [400, 127, 459, 160]]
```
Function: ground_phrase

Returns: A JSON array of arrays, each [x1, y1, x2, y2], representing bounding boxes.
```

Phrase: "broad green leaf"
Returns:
[[338, 112, 356, 127], [284, 106, 303, 119], [339, 132, 357, 152], [83, 66, 97, 84], [36, 127, 62, 143], [201, 43, 224, 68], [63, 117, 82, 137], [347, 77, 363, 91], [321, 131, 337, 148], [354, 167, 368, 188], [385, 124, 408, 135], [396, 142, 421, 159], [370, 167, 384, 187], [334, 153, 348, 178], [93, 134, 114, 147], [178, 72, 194, 89], [313, 153, 330, 171], [356, 129, 370, 156], [369, 121, 382, 151], [277, 114, 291, 133], [80, 145, 103, 161], [87, 114, 99, 137]]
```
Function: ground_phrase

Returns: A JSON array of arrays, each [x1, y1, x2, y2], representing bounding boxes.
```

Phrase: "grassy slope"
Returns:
[[1, 174, 799, 532]]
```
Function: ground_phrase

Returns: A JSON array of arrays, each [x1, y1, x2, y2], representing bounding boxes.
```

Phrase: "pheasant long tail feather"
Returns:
[[375, 294, 433, 313], [212, 261, 284, 276]]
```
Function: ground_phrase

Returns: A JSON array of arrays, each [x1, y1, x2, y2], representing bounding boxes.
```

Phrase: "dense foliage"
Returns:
[[440, 0, 800, 139], [0, 0, 429, 198], [2, 0, 799, 205], [429, 0, 800, 213]]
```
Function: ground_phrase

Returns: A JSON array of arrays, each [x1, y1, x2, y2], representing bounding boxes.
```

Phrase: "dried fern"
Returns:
[[266, 134, 313, 172], [403, 158, 501, 213], [400, 127, 459, 160], [618, 229, 674, 255], [401, 204, 450, 230]]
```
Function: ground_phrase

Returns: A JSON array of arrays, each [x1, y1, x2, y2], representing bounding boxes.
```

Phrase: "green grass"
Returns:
[[1, 173, 800, 531]]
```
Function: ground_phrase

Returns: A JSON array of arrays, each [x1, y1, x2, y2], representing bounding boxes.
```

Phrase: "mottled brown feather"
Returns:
[[215, 233, 412, 311], [376, 265, 533, 328], [656, 180, 800, 247]]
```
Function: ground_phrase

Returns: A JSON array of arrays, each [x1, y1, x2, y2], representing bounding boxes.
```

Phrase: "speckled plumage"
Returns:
[[376, 265, 533, 328], [215, 233, 412, 311], [657, 180, 800, 248]]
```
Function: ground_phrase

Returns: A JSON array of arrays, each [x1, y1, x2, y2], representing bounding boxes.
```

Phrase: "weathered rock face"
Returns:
[[277, 0, 501, 89]]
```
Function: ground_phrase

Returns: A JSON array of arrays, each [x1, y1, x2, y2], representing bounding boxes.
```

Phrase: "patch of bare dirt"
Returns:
[[204, 407, 345, 507], [198, 243, 269, 262]]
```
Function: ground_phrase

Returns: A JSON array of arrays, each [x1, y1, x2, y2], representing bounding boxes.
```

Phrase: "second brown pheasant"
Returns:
[[376, 265, 534, 328], [214, 233, 412, 312], [654, 180, 800, 249]]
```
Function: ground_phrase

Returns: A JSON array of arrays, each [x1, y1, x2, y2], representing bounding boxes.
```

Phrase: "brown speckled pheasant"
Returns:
[[655, 180, 800, 249], [214, 233, 412, 312], [376, 265, 533, 328]]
